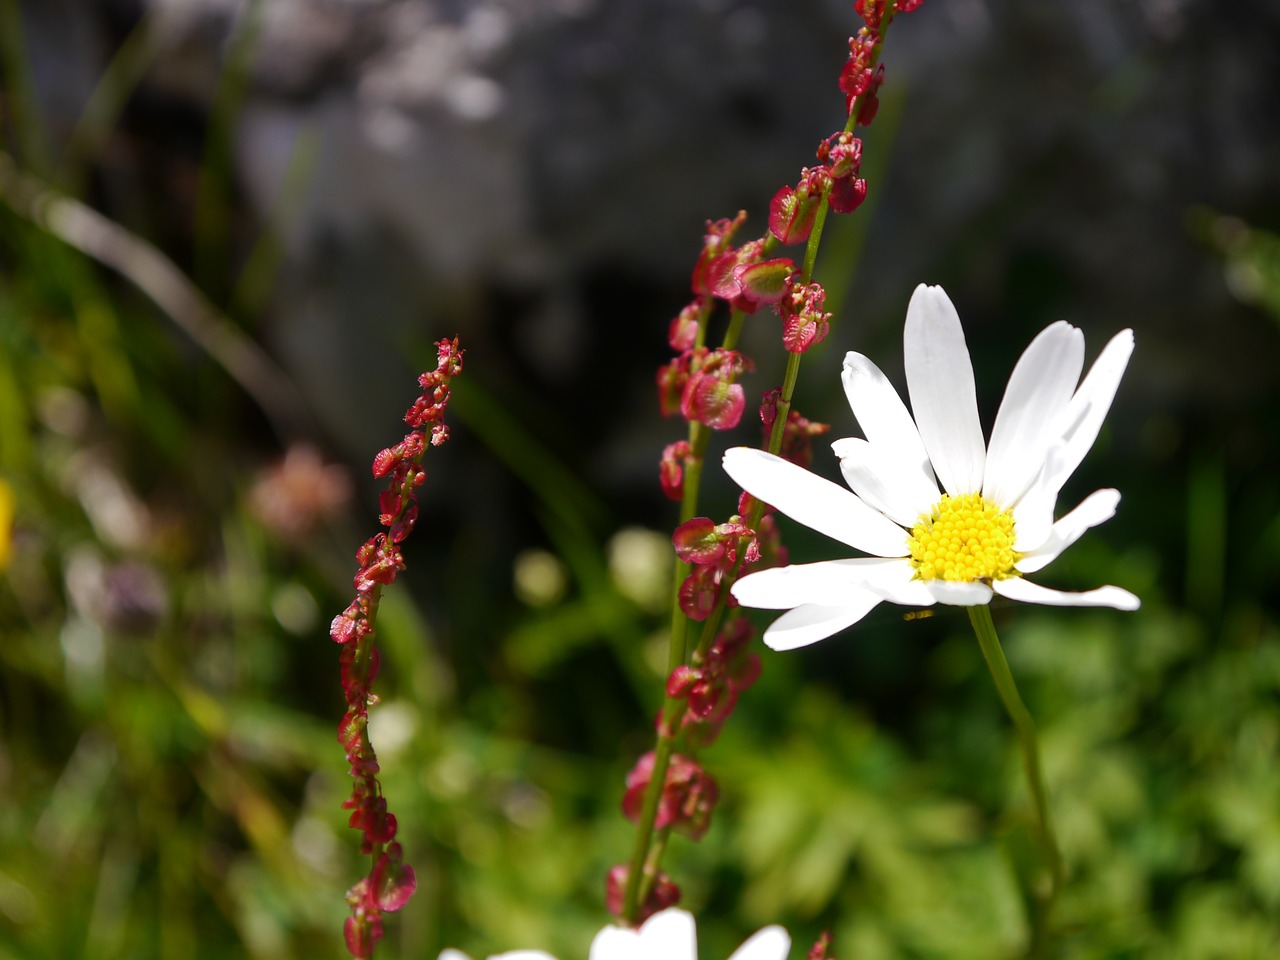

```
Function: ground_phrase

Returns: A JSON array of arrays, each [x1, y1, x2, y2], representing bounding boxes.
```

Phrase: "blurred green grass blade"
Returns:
[[448, 376, 610, 568], [0, 0, 52, 175], [1186, 451, 1225, 617], [59, 12, 163, 192], [230, 121, 320, 319], [194, 0, 265, 301], [0, 321, 32, 472]]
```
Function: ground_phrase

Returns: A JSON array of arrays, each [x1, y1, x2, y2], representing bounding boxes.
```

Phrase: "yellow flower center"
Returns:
[[908, 492, 1020, 583]]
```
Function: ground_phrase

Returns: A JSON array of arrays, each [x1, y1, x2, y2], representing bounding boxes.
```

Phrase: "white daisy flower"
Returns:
[[439, 908, 790, 960], [723, 283, 1140, 652]]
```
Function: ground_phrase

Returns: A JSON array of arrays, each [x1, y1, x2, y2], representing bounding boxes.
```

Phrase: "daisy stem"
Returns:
[[966, 604, 1063, 950]]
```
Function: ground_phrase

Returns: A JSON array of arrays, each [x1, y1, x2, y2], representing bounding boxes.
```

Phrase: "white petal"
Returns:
[[590, 909, 697, 960], [919, 580, 994, 606], [993, 577, 1140, 610], [1042, 329, 1135, 494], [841, 351, 937, 495], [723, 448, 909, 558], [902, 284, 986, 496], [1016, 489, 1120, 573], [639, 909, 697, 959], [762, 597, 885, 651], [439, 951, 473, 960], [982, 321, 1084, 509], [589, 928, 639, 960], [727, 926, 792, 960], [1010, 444, 1071, 553], [865, 565, 939, 607], [832, 436, 938, 527], [732, 558, 907, 610], [492, 953, 559, 960]]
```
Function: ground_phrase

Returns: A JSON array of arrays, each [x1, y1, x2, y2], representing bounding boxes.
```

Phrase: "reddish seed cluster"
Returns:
[[658, 346, 755, 432], [691, 216, 798, 314], [329, 337, 463, 959], [622, 752, 720, 841], [760, 388, 831, 468], [605, 865, 681, 925], [665, 617, 762, 747], [778, 278, 834, 354], [671, 512, 759, 622]]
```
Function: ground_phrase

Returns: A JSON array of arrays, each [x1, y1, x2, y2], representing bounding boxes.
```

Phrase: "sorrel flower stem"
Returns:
[[621, 0, 911, 925], [967, 604, 1063, 954], [331, 338, 463, 958]]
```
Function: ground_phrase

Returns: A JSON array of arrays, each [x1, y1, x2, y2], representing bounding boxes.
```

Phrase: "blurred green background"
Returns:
[[2, 1, 1279, 958]]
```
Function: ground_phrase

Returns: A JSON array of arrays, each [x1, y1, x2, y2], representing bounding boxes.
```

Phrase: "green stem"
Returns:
[[967, 604, 1063, 954]]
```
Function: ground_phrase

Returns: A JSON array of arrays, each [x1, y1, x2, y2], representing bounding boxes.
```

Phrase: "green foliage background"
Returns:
[[2, 4, 1280, 960]]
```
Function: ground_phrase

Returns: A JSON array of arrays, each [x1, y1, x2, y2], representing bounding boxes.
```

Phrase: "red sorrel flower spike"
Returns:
[[331, 336, 463, 958]]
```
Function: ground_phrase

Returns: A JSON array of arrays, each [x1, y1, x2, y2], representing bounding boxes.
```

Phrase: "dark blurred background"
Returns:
[[2, 1, 1279, 958]]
